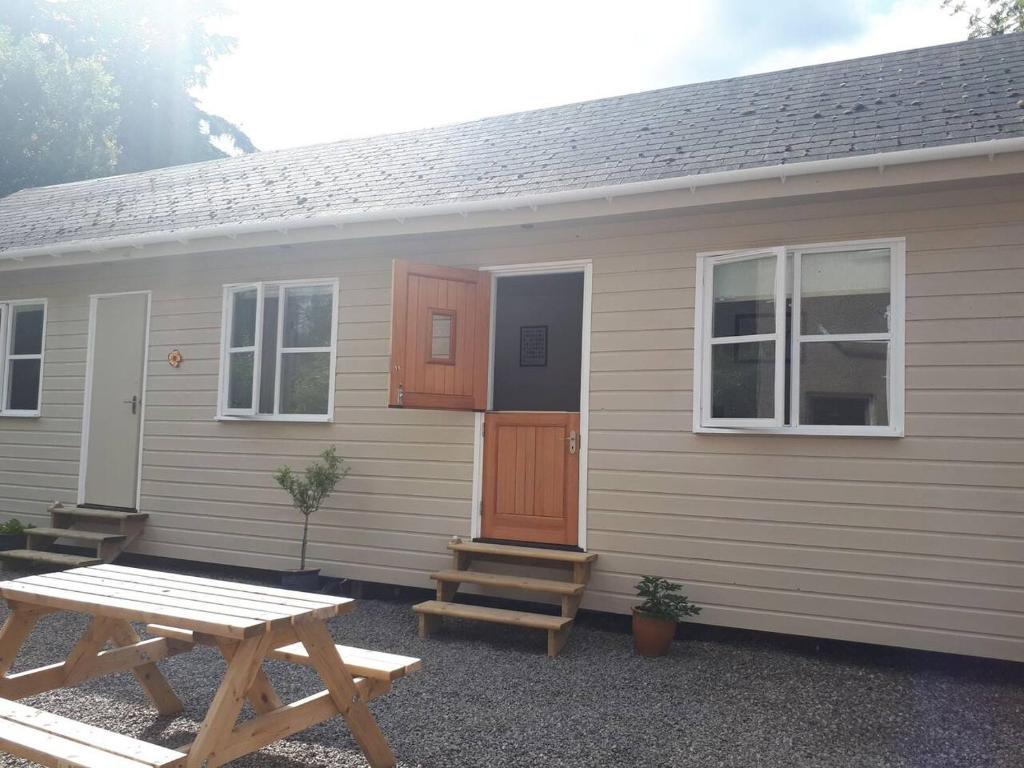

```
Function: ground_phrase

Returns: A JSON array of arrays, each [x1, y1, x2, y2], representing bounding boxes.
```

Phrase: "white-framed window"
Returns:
[[694, 238, 904, 436], [217, 279, 339, 422], [0, 299, 47, 417]]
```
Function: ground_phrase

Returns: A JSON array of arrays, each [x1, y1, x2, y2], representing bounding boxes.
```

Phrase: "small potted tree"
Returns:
[[0, 518, 33, 551], [632, 576, 701, 657], [273, 446, 349, 590]]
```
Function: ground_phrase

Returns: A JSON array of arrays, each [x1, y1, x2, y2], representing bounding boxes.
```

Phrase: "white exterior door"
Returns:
[[81, 293, 149, 509]]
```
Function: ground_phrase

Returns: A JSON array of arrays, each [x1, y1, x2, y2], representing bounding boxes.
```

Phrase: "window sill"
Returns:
[[0, 411, 41, 418], [215, 414, 333, 424], [694, 425, 903, 437]]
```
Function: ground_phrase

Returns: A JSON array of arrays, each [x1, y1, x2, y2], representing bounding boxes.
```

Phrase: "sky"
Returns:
[[196, 0, 969, 153]]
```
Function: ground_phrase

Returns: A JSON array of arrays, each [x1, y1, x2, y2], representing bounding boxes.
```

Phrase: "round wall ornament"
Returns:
[[167, 349, 183, 368]]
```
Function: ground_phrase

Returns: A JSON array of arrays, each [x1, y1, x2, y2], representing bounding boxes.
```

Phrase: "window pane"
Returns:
[[259, 296, 279, 414], [279, 352, 330, 414], [230, 289, 258, 348], [711, 341, 775, 419], [800, 341, 888, 426], [7, 359, 41, 411], [800, 249, 890, 335], [12, 304, 44, 355], [431, 312, 453, 360], [712, 256, 776, 337], [227, 351, 254, 409], [282, 285, 333, 348]]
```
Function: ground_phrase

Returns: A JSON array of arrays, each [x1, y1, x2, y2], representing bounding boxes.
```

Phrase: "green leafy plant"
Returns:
[[634, 576, 701, 622], [942, 0, 1024, 38], [0, 518, 34, 535], [273, 447, 349, 571]]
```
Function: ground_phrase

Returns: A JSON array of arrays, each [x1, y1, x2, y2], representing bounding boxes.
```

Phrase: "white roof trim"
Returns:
[[2, 137, 1023, 265]]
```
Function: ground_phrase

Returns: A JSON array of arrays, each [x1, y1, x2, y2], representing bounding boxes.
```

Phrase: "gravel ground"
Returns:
[[1, 564, 1022, 768]]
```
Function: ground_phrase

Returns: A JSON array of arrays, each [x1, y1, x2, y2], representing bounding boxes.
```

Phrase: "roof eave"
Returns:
[[3, 137, 1024, 268]]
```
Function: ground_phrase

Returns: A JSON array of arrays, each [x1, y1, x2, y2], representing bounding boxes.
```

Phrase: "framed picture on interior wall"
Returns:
[[520, 325, 548, 367]]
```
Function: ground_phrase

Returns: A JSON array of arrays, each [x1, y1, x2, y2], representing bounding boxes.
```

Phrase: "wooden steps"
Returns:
[[27, 528, 127, 544], [0, 697, 186, 768], [448, 540, 598, 564], [413, 538, 597, 656], [0, 504, 147, 571], [414, 600, 571, 630], [431, 569, 585, 596], [51, 508, 144, 523]]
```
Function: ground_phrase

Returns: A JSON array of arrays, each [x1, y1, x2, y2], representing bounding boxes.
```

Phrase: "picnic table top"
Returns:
[[0, 564, 354, 639]]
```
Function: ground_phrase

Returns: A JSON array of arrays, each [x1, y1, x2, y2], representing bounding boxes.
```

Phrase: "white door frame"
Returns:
[[77, 290, 152, 510], [470, 259, 593, 549]]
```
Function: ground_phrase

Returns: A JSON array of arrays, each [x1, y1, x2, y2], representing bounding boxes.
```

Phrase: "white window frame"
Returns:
[[217, 278, 339, 423], [694, 238, 905, 437], [221, 283, 264, 417], [0, 298, 47, 418], [698, 247, 787, 430]]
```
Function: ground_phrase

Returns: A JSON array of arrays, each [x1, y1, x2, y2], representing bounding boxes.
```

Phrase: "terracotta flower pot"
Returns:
[[632, 608, 678, 657]]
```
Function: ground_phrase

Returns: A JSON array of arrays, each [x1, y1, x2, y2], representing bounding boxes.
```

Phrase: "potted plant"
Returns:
[[273, 446, 349, 590], [632, 576, 701, 657], [0, 518, 33, 550]]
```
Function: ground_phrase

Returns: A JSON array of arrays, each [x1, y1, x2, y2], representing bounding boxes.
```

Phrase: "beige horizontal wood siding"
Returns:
[[0, 176, 1022, 662], [0, 294, 88, 519]]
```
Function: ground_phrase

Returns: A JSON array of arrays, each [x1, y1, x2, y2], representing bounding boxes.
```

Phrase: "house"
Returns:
[[0, 34, 1022, 662]]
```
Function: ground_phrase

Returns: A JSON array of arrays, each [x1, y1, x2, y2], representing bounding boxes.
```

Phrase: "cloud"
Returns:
[[196, 0, 966, 151]]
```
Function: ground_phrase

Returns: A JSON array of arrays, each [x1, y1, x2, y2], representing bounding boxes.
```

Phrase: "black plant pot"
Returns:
[[280, 568, 321, 591], [0, 533, 26, 551]]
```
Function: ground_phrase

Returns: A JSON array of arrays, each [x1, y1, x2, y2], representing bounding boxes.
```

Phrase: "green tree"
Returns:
[[0, 26, 119, 197], [0, 0, 254, 195], [274, 448, 349, 571], [943, 0, 1024, 37]]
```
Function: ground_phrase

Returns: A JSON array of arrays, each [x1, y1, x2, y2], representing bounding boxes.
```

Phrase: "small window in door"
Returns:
[[428, 309, 456, 364]]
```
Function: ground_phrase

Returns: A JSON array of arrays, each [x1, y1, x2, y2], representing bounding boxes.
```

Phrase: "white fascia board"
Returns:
[[2, 137, 1024, 268]]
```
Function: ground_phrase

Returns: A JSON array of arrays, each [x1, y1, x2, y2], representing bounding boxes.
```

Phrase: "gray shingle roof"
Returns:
[[2, 34, 1022, 254]]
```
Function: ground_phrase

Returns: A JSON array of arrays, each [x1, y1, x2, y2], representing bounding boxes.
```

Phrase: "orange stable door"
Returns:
[[388, 261, 490, 411], [480, 411, 580, 546]]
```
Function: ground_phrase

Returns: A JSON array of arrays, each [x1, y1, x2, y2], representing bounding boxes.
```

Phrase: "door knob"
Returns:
[[567, 430, 577, 455], [123, 395, 139, 415]]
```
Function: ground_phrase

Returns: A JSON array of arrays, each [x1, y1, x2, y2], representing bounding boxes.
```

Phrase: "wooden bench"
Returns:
[[0, 696, 187, 768], [146, 624, 421, 684]]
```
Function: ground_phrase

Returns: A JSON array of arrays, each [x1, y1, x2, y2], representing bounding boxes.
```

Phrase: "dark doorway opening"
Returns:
[[491, 272, 584, 411]]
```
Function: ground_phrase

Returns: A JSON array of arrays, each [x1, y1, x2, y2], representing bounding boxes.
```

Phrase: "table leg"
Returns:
[[0, 605, 41, 676], [63, 616, 118, 682], [110, 620, 184, 716], [214, 638, 283, 715], [186, 632, 275, 768], [295, 621, 397, 768]]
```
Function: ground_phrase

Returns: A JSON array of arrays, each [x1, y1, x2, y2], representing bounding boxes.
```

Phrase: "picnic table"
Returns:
[[0, 564, 419, 768]]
